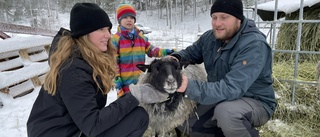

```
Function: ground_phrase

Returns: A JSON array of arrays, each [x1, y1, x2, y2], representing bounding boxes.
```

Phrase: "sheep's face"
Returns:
[[137, 58, 183, 94]]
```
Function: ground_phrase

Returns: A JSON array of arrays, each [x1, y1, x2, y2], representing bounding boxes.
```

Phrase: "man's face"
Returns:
[[211, 12, 241, 42]]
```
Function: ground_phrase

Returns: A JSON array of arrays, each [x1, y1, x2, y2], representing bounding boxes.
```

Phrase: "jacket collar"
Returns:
[[116, 25, 139, 40]]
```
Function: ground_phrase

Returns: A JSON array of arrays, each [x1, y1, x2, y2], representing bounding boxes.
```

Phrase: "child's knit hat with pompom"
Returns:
[[116, 4, 136, 24]]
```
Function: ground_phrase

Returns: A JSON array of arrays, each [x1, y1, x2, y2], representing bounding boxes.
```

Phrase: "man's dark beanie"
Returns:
[[210, 0, 244, 21], [70, 3, 112, 38]]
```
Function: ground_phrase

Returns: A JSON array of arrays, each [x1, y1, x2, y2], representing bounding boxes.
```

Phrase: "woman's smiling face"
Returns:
[[88, 27, 111, 52]]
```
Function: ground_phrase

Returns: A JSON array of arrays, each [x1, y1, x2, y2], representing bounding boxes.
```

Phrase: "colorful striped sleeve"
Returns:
[[111, 34, 123, 89]]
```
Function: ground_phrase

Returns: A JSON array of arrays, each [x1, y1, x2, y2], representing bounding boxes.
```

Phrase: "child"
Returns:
[[112, 3, 175, 96]]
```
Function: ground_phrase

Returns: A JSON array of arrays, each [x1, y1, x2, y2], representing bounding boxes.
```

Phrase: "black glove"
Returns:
[[129, 83, 169, 103]]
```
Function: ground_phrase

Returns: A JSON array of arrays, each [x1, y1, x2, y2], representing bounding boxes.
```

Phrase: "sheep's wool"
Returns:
[[137, 59, 207, 136]]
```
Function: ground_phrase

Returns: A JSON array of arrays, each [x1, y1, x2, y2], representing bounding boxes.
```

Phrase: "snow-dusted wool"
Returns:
[[317, 61, 320, 91]]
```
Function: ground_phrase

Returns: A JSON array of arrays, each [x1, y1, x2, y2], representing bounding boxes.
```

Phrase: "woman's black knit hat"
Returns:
[[210, 0, 244, 21], [70, 3, 112, 38]]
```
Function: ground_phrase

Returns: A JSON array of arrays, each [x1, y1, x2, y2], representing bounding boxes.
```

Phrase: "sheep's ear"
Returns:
[[136, 64, 151, 72]]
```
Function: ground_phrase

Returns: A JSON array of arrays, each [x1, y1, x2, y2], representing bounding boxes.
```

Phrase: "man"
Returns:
[[170, 0, 277, 136]]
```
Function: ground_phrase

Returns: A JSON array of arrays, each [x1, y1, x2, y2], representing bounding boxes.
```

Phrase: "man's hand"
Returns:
[[177, 74, 188, 93], [164, 55, 179, 62], [129, 83, 169, 103]]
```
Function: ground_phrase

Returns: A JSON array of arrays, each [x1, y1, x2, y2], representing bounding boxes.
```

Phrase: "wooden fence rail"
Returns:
[[0, 35, 52, 98]]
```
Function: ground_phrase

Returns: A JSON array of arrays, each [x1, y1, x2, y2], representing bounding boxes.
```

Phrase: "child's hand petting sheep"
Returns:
[[129, 83, 170, 103]]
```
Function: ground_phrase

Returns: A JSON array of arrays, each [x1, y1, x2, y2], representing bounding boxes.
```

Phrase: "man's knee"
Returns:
[[214, 101, 239, 124], [213, 100, 263, 137]]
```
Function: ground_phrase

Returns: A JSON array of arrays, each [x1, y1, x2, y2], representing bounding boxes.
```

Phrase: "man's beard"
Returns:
[[213, 24, 239, 41]]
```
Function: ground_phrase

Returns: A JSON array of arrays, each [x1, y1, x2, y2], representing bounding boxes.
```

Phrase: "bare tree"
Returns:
[[149, 0, 153, 16], [145, 0, 148, 17], [47, 0, 52, 29], [181, 0, 184, 22], [166, 0, 168, 26], [175, 0, 177, 25], [192, 0, 196, 21], [158, 0, 162, 19], [169, 0, 172, 29]]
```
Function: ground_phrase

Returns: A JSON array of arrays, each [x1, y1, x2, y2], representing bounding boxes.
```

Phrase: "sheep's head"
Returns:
[[136, 58, 188, 94]]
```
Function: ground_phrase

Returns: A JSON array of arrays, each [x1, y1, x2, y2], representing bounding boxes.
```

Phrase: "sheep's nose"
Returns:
[[167, 75, 175, 83]]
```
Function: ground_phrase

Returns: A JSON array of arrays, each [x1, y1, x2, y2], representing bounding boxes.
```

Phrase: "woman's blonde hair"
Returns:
[[44, 31, 117, 95]]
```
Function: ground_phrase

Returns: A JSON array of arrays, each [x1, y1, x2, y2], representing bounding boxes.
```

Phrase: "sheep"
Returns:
[[317, 61, 320, 91], [136, 57, 207, 137]]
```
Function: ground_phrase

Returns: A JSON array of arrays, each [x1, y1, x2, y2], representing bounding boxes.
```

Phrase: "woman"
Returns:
[[27, 3, 168, 137]]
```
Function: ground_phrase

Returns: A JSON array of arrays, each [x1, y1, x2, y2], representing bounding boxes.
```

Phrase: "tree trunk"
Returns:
[[169, 0, 172, 29], [166, 0, 168, 26], [140, 0, 142, 10], [150, 0, 153, 16], [175, 0, 177, 25], [158, 0, 161, 19], [47, 0, 52, 29], [193, 0, 195, 21], [181, 0, 184, 22], [146, 0, 148, 17]]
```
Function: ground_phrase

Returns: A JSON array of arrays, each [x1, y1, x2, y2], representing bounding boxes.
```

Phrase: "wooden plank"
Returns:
[[0, 31, 10, 39], [0, 50, 20, 60], [29, 50, 48, 62], [0, 57, 23, 71], [0, 35, 52, 54], [0, 50, 48, 71], [9, 79, 34, 98], [0, 22, 57, 37], [0, 45, 48, 59], [0, 61, 49, 89]]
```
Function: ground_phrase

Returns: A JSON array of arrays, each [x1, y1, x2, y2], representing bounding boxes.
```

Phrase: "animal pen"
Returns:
[[248, 0, 320, 136]]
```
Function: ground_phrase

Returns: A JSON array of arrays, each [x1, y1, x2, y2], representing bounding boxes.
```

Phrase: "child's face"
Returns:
[[120, 16, 135, 30], [88, 27, 111, 52]]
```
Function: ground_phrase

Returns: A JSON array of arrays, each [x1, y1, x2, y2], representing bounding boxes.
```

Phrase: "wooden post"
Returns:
[[31, 77, 42, 87], [44, 45, 51, 54], [19, 49, 30, 60], [0, 87, 10, 94], [0, 31, 11, 39]]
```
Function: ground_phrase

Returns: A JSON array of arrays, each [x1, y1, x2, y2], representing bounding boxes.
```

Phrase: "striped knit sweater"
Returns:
[[111, 25, 173, 95]]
